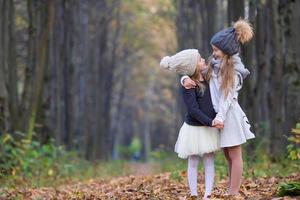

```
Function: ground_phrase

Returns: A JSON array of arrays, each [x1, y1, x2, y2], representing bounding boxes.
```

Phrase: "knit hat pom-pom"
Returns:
[[233, 19, 254, 44], [160, 56, 170, 69]]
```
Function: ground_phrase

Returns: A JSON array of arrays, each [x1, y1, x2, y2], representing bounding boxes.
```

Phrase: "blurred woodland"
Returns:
[[0, 0, 299, 161], [0, 1, 300, 199]]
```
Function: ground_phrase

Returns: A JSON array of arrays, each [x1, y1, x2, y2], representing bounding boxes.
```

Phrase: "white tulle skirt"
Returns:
[[175, 123, 220, 159]]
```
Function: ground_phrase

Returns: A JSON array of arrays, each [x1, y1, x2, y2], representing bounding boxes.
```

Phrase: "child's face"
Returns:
[[197, 56, 206, 71], [212, 45, 225, 60]]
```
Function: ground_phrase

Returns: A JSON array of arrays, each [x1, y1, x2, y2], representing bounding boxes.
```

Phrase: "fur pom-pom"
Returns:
[[233, 19, 254, 44], [160, 56, 170, 69]]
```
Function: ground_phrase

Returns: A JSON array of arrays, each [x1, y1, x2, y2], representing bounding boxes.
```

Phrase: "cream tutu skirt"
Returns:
[[175, 123, 220, 159]]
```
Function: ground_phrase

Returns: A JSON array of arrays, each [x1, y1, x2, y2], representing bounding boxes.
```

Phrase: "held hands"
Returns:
[[212, 119, 224, 129], [183, 77, 196, 89]]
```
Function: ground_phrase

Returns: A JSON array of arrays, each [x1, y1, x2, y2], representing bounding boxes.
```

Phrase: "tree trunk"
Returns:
[[283, 0, 300, 135], [268, 0, 285, 157], [1, 0, 20, 133], [26, 0, 54, 140], [227, 0, 244, 25], [21, 0, 37, 133], [92, 0, 111, 160], [0, 0, 9, 133], [253, 2, 271, 152]]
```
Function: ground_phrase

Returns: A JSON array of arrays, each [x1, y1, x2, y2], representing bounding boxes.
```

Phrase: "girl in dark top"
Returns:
[[160, 49, 223, 199]]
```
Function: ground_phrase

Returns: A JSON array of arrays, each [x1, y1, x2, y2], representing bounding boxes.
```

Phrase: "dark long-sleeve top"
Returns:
[[181, 81, 216, 126]]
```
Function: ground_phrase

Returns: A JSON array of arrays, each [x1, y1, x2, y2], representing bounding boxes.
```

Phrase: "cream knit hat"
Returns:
[[160, 49, 199, 76]]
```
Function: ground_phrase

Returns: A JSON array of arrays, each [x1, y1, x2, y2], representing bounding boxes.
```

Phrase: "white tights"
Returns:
[[188, 153, 215, 197]]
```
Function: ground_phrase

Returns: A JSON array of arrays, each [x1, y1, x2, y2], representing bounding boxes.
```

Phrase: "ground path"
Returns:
[[0, 163, 299, 200]]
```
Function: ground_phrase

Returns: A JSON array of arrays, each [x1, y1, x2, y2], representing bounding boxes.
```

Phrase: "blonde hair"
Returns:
[[220, 55, 235, 97], [190, 56, 206, 95], [205, 55, 234, 98]]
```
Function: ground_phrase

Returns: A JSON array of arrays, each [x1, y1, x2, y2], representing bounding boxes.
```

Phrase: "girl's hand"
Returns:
[[183, 77, 196, 89], [212, 119, 224, 129], [214, 124, 224, 129]]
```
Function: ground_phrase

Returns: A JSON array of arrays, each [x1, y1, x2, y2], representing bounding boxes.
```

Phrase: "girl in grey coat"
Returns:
[[181, 19, 255, 197]]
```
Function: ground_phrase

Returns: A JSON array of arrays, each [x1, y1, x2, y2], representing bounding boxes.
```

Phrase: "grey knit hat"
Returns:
[[210, 27, 239, 56], [160, 49, 199, 76], [210, 19, 254, 56]]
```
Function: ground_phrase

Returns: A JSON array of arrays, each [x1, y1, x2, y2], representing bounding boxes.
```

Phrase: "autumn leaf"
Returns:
[[1, 173, 299, 200]]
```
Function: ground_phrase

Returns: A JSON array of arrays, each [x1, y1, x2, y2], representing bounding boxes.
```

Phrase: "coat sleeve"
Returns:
[[182, 88, 213, 126], [215, 73, 242, 122], [180, 75, 189, 86]]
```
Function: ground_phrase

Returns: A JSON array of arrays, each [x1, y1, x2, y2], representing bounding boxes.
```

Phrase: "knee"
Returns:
[[224, 154, 231, 162], [227, 146, 242, 160], [203, 154, 215, 165], [228, 152, 243, 163], [223, 149, 230, 160], [188, 156, 199, 168]]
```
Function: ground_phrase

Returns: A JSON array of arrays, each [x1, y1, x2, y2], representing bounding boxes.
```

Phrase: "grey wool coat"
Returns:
[[209, 54, 255, 147]]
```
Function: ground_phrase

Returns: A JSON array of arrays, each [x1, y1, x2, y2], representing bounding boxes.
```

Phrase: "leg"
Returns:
[[223, 148, 232, 189], [188, 155, 200, 196], [227, 145, 243, 194], [203, 153, 215, 198]]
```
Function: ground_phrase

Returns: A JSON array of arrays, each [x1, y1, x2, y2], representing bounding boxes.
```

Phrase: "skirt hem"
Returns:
[[176, 148, 221, 159], [220, 135, 255, 148]]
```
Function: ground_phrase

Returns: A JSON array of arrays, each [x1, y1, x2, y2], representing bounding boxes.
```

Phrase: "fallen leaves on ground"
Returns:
[[0, 172, 299, 200]]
